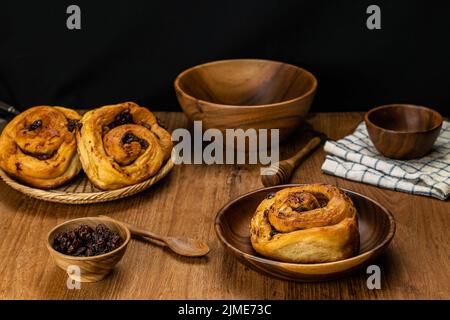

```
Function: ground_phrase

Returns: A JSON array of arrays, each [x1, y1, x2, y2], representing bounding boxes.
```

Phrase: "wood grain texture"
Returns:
[[0, 112, 449, 299], [365, 104, 443, 159], [175, 59, 317, 143]]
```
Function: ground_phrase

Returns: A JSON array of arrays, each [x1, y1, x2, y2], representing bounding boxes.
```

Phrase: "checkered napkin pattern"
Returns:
[[321, 121, 450, 200]]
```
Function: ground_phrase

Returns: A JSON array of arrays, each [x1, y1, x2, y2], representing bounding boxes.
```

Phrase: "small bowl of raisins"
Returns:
[[47, 217, 131, 282]]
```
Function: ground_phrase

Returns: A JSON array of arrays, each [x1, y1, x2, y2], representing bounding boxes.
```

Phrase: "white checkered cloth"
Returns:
[[321, 121, 450, 200]]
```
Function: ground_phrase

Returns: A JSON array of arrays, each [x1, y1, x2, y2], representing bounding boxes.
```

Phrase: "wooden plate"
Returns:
[[215, 184, 396, 282], [0, 159, 174, 204]]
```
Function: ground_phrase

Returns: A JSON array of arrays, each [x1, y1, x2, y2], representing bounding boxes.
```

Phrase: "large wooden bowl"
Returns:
[[47, 217, 131, 282], [175, 59, 317, 143], [365, 104, 443, 159], [215, 185, 396, 282]]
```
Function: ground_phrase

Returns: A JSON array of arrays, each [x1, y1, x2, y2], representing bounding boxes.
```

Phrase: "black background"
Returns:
[[0, 0, 449, 116], [0, 300, 439, 318]]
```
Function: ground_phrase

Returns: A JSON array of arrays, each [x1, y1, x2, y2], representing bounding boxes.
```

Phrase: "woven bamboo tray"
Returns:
[[0, 159, 174, 204]]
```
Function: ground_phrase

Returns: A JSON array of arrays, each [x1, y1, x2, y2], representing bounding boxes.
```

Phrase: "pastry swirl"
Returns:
[[76, 102, 172, 190], [0, 106, 82, 189], [250, 184, 359, 263]]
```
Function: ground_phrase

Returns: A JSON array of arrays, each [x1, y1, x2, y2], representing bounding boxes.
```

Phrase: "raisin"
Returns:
[[67, 230, 76, 241], [122, 133, 140, 144], [108, 109, 134, 129], [266, 192, 276, 199], [52, 223, 123, 257], [77, 224, 93, 241], [96, 223, 108, 234], [122, 133, 149, 150], [35, 152, 54, 160], [67, 119, 79, 132], [27, 120, 42, 131], [293, 206, 310, 213], [269, 229, 279, 238], [74, 247, 87, 256], [139, 139, 149, 150]]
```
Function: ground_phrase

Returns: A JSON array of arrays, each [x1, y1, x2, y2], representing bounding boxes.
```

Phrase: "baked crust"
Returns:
[[250, 184, 360, 263], [0, 106, 82, 189], [76, 102, 173, 190]]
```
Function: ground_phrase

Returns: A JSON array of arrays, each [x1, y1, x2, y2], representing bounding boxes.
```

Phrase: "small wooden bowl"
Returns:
[[365, 104, 443, 159], [47, 217, 131, 282], [175, 59, 317, 143], [215, 185, 395, 282]]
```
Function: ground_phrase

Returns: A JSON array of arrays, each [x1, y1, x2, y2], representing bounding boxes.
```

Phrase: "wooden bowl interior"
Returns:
[[367, 105, 442, 132], [48, 217, 130, 257], [216, 186, 393, 261], [177, 60, 316, 106]]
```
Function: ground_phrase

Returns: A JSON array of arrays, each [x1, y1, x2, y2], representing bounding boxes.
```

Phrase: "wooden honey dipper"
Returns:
[[261, 136, 324, 187]]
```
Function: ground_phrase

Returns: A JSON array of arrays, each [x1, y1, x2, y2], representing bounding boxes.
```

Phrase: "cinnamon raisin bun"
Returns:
[[76, 102, 172, 190], [0, 106, 82, 189], [250, 184, 359, 263]]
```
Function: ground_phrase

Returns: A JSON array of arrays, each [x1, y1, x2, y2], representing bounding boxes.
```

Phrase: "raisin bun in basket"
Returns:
[[250, 184, 359, 263], [0, 106, 82, 189], [76, 102, 173, 190]]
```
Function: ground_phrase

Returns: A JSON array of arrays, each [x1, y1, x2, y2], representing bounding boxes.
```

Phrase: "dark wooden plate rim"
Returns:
[[174, 58, 318, 109], [215, 184, 396, 267]]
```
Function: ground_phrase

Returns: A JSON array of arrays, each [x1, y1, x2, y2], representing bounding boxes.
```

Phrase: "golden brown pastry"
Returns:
[[250, 184, 359, 263], [0, 106, 82, 189], [77, 102, 172, 190]]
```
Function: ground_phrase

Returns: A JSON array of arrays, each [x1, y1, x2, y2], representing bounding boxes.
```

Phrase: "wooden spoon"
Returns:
[[261, 136, 323, 187], [99, 215, 210, 257]]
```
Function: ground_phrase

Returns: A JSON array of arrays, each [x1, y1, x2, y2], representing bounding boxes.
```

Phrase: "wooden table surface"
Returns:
[[0, 112, 448, 300]]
